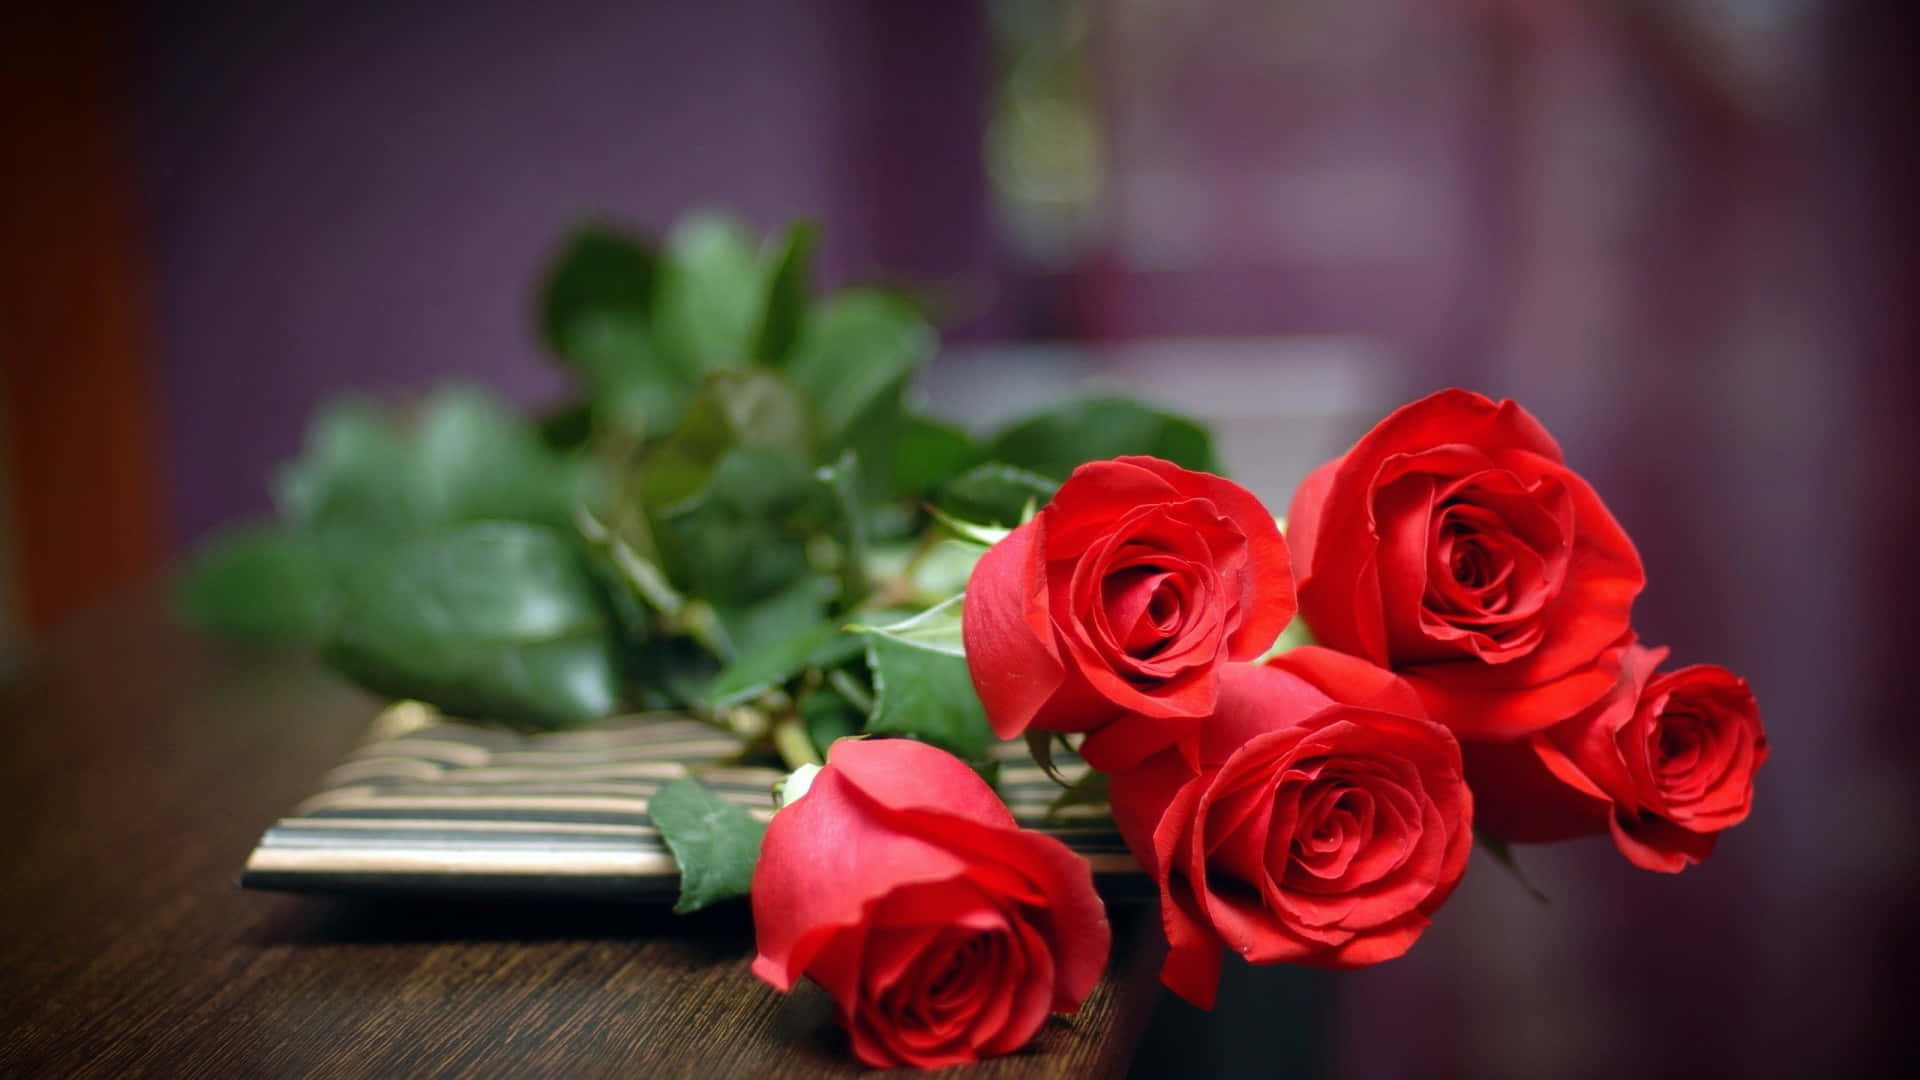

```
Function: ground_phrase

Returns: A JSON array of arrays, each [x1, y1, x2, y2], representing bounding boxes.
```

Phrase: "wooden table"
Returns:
[[2, 590, 1287, 1077]]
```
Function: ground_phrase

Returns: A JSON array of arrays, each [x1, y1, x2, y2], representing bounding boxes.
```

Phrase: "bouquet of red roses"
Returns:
[[184, 215, 1766, 1070], [753, 399, 1766, 1065]]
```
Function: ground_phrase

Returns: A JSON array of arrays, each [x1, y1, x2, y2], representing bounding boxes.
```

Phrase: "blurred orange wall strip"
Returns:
[[0, 6, 166, 632]]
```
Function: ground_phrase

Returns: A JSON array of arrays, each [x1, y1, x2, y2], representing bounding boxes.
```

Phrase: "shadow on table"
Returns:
[[243, 893, 755, 951], [240, 889, 1328, 1076], [1128, 957, 1332, 1079]]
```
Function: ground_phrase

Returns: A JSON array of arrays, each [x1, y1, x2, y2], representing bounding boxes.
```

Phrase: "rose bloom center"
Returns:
[[1103, 563, 1188, 659]]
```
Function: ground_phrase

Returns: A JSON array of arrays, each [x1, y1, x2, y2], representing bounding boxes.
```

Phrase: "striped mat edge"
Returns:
[[242, 710, 1141, 899]]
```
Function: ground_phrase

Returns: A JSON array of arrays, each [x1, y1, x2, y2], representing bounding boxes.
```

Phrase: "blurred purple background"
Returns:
[[130, 0, 1003, 544], [22, 0, 1920, 1074]]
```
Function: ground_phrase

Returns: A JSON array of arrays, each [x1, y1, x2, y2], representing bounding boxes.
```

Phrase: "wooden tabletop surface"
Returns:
[[0, 589, 1218, 1078]]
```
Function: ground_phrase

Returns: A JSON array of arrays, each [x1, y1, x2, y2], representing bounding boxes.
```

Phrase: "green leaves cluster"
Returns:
[[180, 388, 612, 729], [179, 211, 1225, 911]]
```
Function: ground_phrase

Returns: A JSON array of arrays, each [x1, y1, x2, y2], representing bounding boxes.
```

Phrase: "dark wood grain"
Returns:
[[0, 589, 1162, 1078]]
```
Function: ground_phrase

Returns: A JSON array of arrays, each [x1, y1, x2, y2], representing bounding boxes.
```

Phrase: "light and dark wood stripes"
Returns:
[[242, 708, 1139, 898]]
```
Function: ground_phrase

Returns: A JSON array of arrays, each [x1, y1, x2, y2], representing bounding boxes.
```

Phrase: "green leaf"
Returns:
[[858, 593, 967, 651], [860, 596, 995, 761], [412, 386, 604, 528], [1047, 769, 1110, 818], [700, 590, 864, 711], [652, 213, 765, 373], [538, 223, 656, 358], [625, 636, 723, 711], [753, 222, 818, 366], [273, 397, 424, 534], [712, 575, 839, 661], [637, 370, 822, 599], [926, 505, 1012, 548], [988, 395, 1221, 480], [570, 311, 703, 438], [1025, 729, 1068, 786], [699, 625, 836, 709], [649, 777, 769, 914], [178, 521, 335, 640], [208, 389, 603, 649], [322, 522, 620, 729], [707, 369, 819, 455], [658, 446, 832, 607], [867, 535, 987, 606], [273, 387, 601, 538], [913, 537, 989, 599], [643, 369, 818, 505], [536, 399, 594, 451], [537, 223, 700, 439], [785, 291, 933, 438], [799, 688, 865, 756], [810, 628, 870, 672], [784, 291, 933, 504], [936, 461, 1059, 526], [815, 450, 869, 605], [893, 412, 980, 499]]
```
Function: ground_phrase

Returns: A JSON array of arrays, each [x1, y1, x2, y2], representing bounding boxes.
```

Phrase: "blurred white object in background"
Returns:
[[923, 337, 1391, 508]]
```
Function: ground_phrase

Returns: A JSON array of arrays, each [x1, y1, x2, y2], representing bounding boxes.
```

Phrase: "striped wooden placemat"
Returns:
[[241, 707, 1138, 899]]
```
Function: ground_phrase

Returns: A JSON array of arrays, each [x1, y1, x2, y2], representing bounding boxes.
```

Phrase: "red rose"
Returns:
[[1287, 389, 1644, 739], [963, 455, 1294, 771], [1109, 647, 1472, 1007], [749, 738, 1110, 1069], [1464, 641, 1767, 872]]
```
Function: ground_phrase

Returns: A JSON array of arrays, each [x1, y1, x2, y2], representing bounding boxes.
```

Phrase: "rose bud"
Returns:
[[963, 455, 1295, 771], [1286, 389, 1644, 739], [749, 738, 1110, 1069], [1109, 647, 1472, 1008], [1464, 641, 1767, 872]]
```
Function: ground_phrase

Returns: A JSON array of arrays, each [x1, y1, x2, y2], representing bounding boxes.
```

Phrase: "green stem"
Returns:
[[770, 714, 822, 770], [828, 669, 875, 714]]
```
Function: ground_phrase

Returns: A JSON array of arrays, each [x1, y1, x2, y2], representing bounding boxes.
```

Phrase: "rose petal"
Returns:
[[1291, 390, 1643, 742], [751, 765, 977, 990], [1299, 390, 1564, 664], [790, 923, 863, 1003], [825, 737, 1018, 828], [1108, 746, 1200, 870], [1314, 913, 1429, 969], [1488, 450, 1645, 686], [1156, 851, 1227, 1008], [1124, 663, 1471, 988], [963, 517, 1068, 740], [1462, 734, 1611, 842], [1609, 810, 1717, 872], [1195, 662, 1338, 766], [1264, 647, 1427, 721], [1407, 642, 1625, 739], [1041, 458, 1187, 553], [1286, 456, 1342, 578], [1079, 707, 1208, 772], [1055, 503, 1236, 699], [1134, 459, 1294, 659], [873, 810, 1110, 1012], [979, 918, 1056, 1056], [1102, 564, 1180, 656]]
